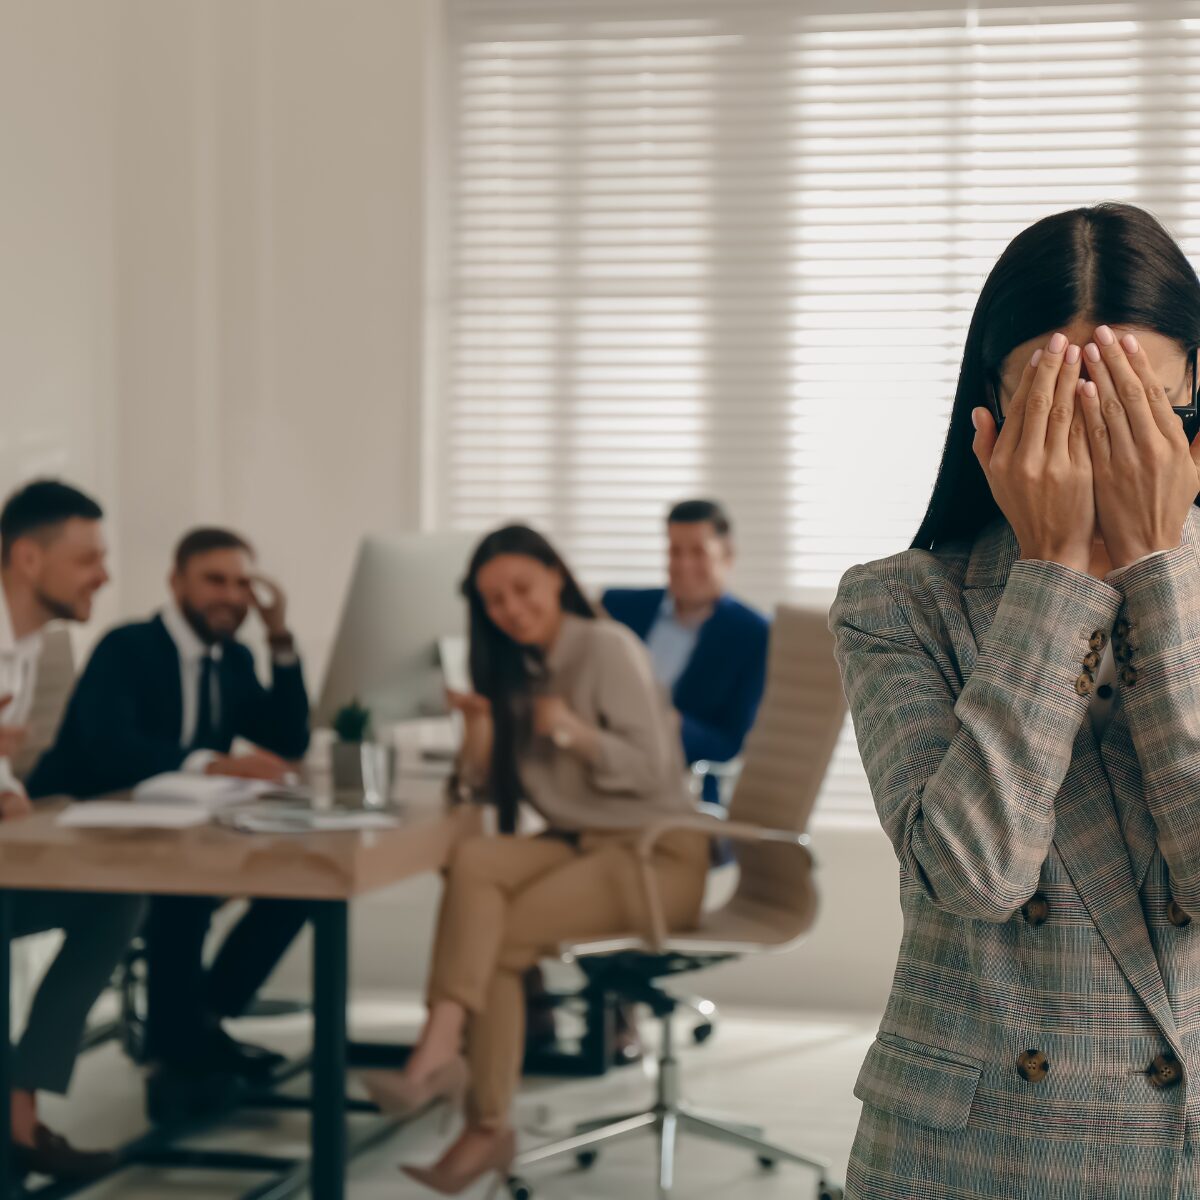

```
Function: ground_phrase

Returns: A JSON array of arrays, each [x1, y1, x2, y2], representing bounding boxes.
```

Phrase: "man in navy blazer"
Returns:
[[602, 499, 769, 790], [28, 527, 311, 1117]]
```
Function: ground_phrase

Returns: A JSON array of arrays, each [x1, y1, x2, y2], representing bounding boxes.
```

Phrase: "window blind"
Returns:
[[436, 0, 1200, 826]]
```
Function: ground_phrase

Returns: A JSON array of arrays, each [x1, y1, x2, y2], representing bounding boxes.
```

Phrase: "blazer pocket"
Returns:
[[854, 1032, 983, 1132]]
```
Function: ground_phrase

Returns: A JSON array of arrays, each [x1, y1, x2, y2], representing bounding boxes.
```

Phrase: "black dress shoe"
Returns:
[[206, 1028, 287, 1081], [12, 1124, 116, 1182], [145, 1064, 244, 1125]]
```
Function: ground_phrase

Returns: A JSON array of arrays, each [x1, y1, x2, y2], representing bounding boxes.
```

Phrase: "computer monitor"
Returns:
[[316, 532, 477, 728]]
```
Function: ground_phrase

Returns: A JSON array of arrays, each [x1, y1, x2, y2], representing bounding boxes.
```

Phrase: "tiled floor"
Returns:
[[43, 997, 873, 1199]]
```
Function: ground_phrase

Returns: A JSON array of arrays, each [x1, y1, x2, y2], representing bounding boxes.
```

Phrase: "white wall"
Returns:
[[0, 1, 123, 635], [112, 0, 435, 671]]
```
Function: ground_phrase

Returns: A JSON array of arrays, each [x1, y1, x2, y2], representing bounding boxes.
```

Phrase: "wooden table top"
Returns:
[[0, 799, 477, 901]]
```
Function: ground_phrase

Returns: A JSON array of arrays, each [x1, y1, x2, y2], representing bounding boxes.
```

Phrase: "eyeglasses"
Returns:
[[987, 348, 1200, 441]]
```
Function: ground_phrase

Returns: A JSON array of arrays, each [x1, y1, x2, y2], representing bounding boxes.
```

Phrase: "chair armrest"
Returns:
[[632, 813, 812, 950]]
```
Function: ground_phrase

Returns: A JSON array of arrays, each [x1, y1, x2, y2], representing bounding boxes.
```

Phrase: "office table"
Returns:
[[0, 797, 477, 1199]]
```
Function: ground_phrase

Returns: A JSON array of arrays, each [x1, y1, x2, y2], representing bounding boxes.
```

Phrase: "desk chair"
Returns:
[[507, 604, 847, 1200], [10, 624, 74, 781]]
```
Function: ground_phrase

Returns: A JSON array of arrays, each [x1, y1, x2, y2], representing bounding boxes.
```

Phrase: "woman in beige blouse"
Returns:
[[365, 524, 710, 1195]]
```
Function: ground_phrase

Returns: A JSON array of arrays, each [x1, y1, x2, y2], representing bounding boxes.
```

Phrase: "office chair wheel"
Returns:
[[507, 1176, 533, 1199], [757, 1155, 778, 1170], [692, 1021, 714, 1045], [575, 1150, 598, 1169], [818, 1182, 844, 1200]]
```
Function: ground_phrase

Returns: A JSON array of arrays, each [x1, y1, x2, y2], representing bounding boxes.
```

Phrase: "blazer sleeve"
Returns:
[[46, 634, 189, 794], [1107, 540, 1200, 917], [228, 648, 311, 760], [588, 629, 677, 795], [830, 558, 1122, 922]]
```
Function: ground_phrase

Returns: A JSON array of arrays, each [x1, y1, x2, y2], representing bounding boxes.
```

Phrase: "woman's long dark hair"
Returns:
[[461, 524, 596, 831], [913, 203, 1200, 550]]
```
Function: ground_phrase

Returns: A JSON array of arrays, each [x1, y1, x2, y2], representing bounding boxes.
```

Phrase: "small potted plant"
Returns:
[[330, 700, 392, 808]]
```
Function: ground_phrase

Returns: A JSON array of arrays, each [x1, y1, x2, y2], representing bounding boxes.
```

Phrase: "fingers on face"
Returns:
[[1014, 332, 1070, 459], [1117, 330, 1186, 442], [1091, 326, 1160, 445]]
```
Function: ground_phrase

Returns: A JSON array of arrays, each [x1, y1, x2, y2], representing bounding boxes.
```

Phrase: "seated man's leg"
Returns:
[[206, 898, 308, 1020], [12, 891, 146, 1096], [143, 895, 221, 1066], [200, 898, 309, 1079], [7, 890, 146, 1179]]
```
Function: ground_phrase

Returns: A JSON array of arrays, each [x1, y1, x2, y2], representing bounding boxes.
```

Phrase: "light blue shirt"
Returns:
[[644, 594, 708, 692]]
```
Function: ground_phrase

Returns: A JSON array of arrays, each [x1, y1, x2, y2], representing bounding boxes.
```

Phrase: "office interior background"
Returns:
[[5, 0, 1198, 1194]]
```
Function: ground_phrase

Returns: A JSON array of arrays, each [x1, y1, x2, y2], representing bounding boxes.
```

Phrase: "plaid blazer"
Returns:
[[830, 508, 1200, 1200]]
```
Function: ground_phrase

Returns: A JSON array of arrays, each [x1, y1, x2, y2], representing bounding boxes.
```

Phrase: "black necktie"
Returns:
[[192, 653, 222, 752]]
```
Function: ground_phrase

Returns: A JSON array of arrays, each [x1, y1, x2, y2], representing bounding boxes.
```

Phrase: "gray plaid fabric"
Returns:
[[830, 509, 1200, 1199]]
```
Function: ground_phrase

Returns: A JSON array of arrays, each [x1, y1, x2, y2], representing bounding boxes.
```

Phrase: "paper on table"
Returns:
[[132, 772, 271, 809], [57, 802, 211, 830], [223, 808, 399, 834]]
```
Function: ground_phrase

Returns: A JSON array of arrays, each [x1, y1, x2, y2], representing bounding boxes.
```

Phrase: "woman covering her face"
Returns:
[[831, 202, 1200, 1199]]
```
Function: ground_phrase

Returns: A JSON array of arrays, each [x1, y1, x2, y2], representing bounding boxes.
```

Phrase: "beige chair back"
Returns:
[[11, 625, 75, 783], [703, 603, 845, 946]]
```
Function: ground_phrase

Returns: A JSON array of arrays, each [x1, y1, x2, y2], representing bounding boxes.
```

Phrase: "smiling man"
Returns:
[[603, 499, 770, 794], [28, 526, 311, 1120]]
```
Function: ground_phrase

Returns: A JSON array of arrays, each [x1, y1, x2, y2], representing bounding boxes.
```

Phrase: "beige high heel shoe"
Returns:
[[359, 1057, 468, 1123], [401, 1127, 517, 1197]]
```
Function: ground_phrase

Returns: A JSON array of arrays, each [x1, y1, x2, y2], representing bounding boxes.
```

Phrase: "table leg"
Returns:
[[310, 900, 348, 1200]]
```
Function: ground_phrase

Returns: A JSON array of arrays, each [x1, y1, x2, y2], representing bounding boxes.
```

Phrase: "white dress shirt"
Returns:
[[160, 604, 225, 774], [644, 593, 711, 692], [0, 586, 43, 795]]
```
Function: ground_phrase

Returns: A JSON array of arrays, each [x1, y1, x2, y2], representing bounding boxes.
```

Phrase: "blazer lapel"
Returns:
[[150, 616, 186, 745], [672, 596, 726, 703], [1098, 698, 1159, 891], [961, 523, 1181, 1056]]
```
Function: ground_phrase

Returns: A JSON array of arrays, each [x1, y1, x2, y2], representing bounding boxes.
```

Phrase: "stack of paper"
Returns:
[[57, 803, 211, 830], [131, 772, 271, 810]]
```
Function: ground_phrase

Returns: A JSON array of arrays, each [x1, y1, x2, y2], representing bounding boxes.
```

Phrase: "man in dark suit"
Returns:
[[603, 499, 770, 791], [29, 527, 311, 1118]]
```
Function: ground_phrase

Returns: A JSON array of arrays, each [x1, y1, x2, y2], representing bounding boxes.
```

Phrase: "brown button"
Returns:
[[1088, 630, 1108, 652], [1075, 673, 1095, 696], [1017, 1049, 1051, 1083], [1120, 665, 1139, 687], [1114, 642, 1133, 665], [1169, 900, 1192, 928], [1148, 1051, 1183, 1089], [1082, 650, 1102, 671], [1022, 893, 1050, 926]]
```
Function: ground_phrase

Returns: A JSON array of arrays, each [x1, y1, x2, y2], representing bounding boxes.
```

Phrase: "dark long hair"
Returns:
[[460, 524, 596, 831], [913, 203, 1200, 550]]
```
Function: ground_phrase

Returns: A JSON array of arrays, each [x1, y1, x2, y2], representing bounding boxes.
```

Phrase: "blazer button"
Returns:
[[1074, 673, 1095, 696], [1114, 617, 1131, 640], [1120, 665, 1139, 687], [1017, 1049, 1051, 1083], [1082, 650, 1102, 671], [1088, 630, 1108, 652], [1148, 1051, 1183, 1089], [1168, 899, 1192, 928], [1114, 642, 1133, 665], [1022, 892, 1050, 926]]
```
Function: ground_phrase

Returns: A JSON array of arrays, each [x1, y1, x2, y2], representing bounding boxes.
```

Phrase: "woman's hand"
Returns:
[[1078, 326, 1200, 570], [972, 332, 1094, 573], [532, 695, 573, 739], [446, 690, 492, 721]]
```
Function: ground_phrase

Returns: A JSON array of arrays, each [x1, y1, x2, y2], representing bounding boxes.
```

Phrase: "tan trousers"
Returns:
[[427, 827, 710, 1125]]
